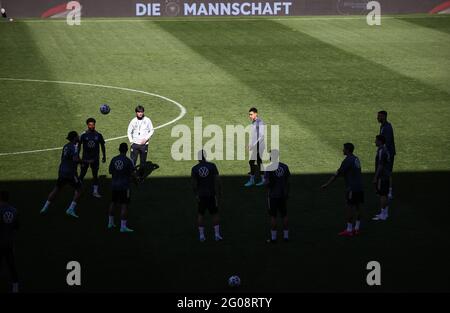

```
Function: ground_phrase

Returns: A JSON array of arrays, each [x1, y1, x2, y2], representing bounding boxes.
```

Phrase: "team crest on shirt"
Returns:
[[88, 140, 96, 148], [199, 166, 209, 178], [115, 160, 124, 170], [2, 211, 14, 224], [275, 167, 284, 177]]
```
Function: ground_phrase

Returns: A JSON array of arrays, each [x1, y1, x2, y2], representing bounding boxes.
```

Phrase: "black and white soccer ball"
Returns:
[[100, 104, 111, 115], [228, 275, 241, 288]]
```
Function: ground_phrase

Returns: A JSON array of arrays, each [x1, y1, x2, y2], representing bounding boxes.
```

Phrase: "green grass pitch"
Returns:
[[0, 15, 450, 292]]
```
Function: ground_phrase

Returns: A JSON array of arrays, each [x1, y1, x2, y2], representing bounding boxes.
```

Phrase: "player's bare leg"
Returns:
[[91, 166, 101, 198], [107, 202, 116, 229], [212, 213, 222, 241], [373, 193, 389, 221], [354, 205, 362, 235], [5, 249, 19, 293], [120, 204, 133, 233], [388, 176, 394, 200], [197, 214, 206, 242], [338, 205, 354, 237], [79, 162, 89, 182], [380, 195, 389, 219], [40, 186, 60, 214], [283, 216, 289, 241], [267, 216, 278, 243]]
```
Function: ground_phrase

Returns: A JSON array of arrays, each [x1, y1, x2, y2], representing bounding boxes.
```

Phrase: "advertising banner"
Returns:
[[1, 0, 447, 18]]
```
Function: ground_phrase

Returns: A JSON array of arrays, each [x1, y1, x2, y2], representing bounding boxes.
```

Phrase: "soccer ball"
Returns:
[[9, 18, 13, 22], [1, 8, 5, 14], [100, 104, 110, 115], [228, 275, 241, 288]]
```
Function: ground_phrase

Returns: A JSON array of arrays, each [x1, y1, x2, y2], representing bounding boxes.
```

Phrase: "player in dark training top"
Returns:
[[372, 135, 392, 221], [377, 111, 396, 199], [40, 131, 82, 218], [0, 191, 19, 293], [79, 118, 106, 198], [191, 150, 223, 242], [108, 143, 135, 233], [321, 143, 364, 237], [264, 150, 290, 243]]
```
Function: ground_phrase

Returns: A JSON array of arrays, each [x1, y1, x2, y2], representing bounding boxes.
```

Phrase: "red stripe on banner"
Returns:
[[41, 3, 68, 18], [429, 1, 450, 14]]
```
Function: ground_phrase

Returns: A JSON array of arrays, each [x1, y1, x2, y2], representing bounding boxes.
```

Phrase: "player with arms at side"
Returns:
[[372, 135, 392, 221], [264, 150, 291, 243], [127, 105, 154, 181], [108, 143, 136, 233], [79, 118, 106, 198], [245, 107, 265, 187], [0, 191, 19, 293], [191, 150, 223, 242], [377, 111, 396, 199], [40, 131, 82, 218], [321, 143, 364, 237]]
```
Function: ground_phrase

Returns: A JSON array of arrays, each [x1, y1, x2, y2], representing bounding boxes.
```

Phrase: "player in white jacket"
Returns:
[[127, 105, 154, 175]]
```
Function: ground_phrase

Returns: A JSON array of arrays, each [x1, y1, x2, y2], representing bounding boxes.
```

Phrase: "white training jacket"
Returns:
[[127, 116, 154, 145]]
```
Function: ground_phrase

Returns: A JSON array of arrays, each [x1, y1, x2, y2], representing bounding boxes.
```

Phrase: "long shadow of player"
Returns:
[[135, 161, 160, 184]]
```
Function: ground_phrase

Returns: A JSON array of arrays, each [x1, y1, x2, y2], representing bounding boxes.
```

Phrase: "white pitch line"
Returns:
[[0, 78, 187, 156]]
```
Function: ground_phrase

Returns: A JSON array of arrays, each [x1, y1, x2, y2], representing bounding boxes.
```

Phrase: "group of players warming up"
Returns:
[[321, 110, 396, 236], [0, 107, 395, 292], [40, 105, 154, 231]]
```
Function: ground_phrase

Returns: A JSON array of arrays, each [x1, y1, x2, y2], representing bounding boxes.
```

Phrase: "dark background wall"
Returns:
[[1, 0, 446, 18]]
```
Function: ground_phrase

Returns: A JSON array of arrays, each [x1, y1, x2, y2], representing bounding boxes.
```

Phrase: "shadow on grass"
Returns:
[[0, 171, 449, 293]]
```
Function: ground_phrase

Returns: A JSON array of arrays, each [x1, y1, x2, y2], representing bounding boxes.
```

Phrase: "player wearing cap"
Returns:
[[40, 131, 82, 218]]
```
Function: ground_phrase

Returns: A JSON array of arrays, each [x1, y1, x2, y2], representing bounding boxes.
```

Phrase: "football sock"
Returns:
[[283, 230, 289, 239], [271, 230, 277, 240], [346, 223, 353, 232], [68, 201, 77, 211], [214, 225, 220, 236], [108, 216, 114, 225], [199, 226, 205, 237], [43, 200, 51, 210], [12, 283, 19, 293], [383, 207, 389, 216], [93, 185, 99, 193], [355, 220, 361, 231], [121, 220, 127, 229]]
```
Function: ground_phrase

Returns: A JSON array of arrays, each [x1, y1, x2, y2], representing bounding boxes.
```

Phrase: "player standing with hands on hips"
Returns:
[[127, 105, 154, 181]]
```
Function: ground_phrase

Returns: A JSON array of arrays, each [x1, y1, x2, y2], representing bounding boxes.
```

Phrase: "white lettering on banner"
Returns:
[[132, 2, 294, 17], [136, 3, 161, 16]]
